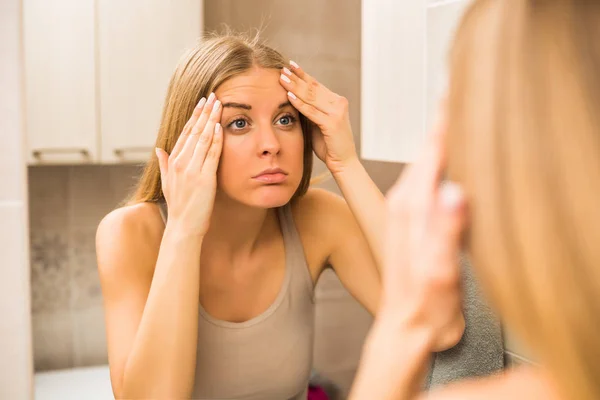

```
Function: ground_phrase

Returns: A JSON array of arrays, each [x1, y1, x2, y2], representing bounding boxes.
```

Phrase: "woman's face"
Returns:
[[214, 67, 305, 209]]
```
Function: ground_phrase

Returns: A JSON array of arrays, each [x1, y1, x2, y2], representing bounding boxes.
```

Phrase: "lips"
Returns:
[[253, 168, 288, 184]]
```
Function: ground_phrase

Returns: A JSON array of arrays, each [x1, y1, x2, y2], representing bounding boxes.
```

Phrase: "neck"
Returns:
[[203, 192, 277, 258]]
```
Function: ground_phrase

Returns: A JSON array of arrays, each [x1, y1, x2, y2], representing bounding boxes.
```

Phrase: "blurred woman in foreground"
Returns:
[[350, 0, 600, 399]]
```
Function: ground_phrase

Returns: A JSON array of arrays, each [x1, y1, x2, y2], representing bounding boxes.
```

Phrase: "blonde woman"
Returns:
[[95, 34, 465, 399], [349, 0, 600, 399]]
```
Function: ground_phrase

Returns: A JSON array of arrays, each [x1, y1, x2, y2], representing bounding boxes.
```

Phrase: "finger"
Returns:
[[425, 181, 466, 283], [201, 123, 224, 175], [155, 147, 168, 177], [170, 97, 206, 158], [280, 68, 338, 115], [190, 98, 222, 170], [175, 93, 216, 165], [286, 91, 329, 127], [418, 109, 448, 193]]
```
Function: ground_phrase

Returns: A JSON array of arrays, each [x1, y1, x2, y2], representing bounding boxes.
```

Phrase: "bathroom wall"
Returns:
[[0, 0, 34, 398], [28, 165, 140, 371]]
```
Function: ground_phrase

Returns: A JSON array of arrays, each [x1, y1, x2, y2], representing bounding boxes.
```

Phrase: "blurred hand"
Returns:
[[155, 93, 223, 237], [378, 116, 467, 352], [279, 61, 358, 175]]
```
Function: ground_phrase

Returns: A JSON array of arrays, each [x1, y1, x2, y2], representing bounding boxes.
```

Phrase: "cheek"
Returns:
[[216, 141, 246, 184]]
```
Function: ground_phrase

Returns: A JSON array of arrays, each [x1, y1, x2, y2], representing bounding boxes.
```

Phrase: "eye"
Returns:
[[276, 114, 297, 127], [233, 119, 247, 129], [227, 117, 250, 131]]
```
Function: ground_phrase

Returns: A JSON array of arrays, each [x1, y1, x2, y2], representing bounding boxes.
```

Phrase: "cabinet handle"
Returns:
[[113, 146, 154, 156], [32, 148, 90, 159]]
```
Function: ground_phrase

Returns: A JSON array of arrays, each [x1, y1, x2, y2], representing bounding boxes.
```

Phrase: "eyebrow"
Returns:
[[221, 101, 292, 111]]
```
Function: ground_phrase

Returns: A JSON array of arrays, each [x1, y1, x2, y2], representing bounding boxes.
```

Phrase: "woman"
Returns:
[[349, 0, 600, 399], [96, 34, 465, 399]]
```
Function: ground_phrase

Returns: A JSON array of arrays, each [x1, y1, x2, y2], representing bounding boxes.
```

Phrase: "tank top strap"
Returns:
[[157, 200, 168, 224], [276, 204, 315, 299]]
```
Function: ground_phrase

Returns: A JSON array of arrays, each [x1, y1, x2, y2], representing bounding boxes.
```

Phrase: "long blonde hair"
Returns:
[[128, 32, 314, 204], [446, 1, 600, 399]]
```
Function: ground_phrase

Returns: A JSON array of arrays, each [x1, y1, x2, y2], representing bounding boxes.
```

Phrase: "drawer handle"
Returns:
[[114, 147, 154, 156], [32, 148, 89, 158]]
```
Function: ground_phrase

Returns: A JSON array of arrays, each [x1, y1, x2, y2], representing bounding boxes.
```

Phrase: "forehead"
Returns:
[[216, 67, 287, 107]]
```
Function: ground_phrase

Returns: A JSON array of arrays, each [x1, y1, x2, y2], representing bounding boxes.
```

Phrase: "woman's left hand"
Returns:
[[279, 62, 358, 175]]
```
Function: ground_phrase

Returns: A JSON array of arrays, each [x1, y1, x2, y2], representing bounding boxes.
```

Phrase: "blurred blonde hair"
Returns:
[[446, 1, 600, 399], [128, 31, 316, 204]]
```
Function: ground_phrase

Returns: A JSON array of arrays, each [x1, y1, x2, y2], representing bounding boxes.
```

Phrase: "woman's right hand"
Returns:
[[155, 93, 223, 237]]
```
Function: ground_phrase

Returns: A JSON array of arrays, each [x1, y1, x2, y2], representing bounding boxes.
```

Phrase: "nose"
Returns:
[[256, 125, 281, 156]]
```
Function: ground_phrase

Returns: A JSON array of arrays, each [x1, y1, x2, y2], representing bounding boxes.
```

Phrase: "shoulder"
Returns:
[[290, 187, 356, 251], [96, 202, 164, 281], [291, 187, 351, 223]]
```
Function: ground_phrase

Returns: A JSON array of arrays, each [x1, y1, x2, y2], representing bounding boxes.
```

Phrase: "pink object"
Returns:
[[308, 385, 329, 400]]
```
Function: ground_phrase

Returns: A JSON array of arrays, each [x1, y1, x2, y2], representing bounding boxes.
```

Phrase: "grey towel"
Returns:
[[424, 254, 505, 389]]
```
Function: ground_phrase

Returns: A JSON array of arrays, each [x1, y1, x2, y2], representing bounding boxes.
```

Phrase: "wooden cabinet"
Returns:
[[98, 0, 202, 163], [24, 0, 98, 164], [23, 0, 203, 165], [361, 0, 470, 163]]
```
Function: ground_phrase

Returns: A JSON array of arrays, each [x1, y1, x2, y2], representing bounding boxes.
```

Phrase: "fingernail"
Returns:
[[290, 60, 300, 69], [155, 147, 161, 157], [283, 67, 292, 76], [213, 99, 221, 111], [197, 97, 206, 108], [440, 181, 464, 210], [207, 92, 215, 104], [281, 74, 291, 84], [287, 91, 297, 100]]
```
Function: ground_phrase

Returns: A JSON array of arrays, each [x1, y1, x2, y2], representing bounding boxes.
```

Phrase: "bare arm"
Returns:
[[332, 158, 387, 269], [97, 206, 203, 398], [98, 93, 224, 398]]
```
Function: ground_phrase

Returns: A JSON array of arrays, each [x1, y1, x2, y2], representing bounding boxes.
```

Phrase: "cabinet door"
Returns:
[[98, 0, 203, 164], [361, 0, 470, 163], [23, 0, 97, 164]]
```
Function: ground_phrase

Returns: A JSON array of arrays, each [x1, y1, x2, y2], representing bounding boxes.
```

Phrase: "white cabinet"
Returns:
[[24, 0, 97, 164], [98, 0, 203, 163], [361, 0, 470, 163], [23, 0, 203, 165]]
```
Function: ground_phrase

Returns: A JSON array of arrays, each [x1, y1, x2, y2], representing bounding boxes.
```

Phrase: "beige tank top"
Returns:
[[158, 202, 315, 400]]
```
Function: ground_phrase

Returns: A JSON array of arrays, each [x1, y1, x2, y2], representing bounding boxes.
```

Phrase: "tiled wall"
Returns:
[[1, 0, 34, 398], [28, 165, 141, 371]]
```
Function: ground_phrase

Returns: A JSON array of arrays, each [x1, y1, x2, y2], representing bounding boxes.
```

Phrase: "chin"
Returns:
[[247, 185, 297, 208]]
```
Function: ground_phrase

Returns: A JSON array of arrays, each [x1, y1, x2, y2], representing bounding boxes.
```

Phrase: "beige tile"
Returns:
[[313, 296, 373, 373], [72, 306, 108, 367], [32, 311, 74, 371], [68, 166, 115, 230], [362, 160, 406, 194], [109, 165, 143, 207], [69, 227, 102, 310], [318, 368, 357, 400], [28, 166, 69, 231], [204, 0, 233, 32], [30, 228, 71, 314], [0, 204, 34, 394]]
